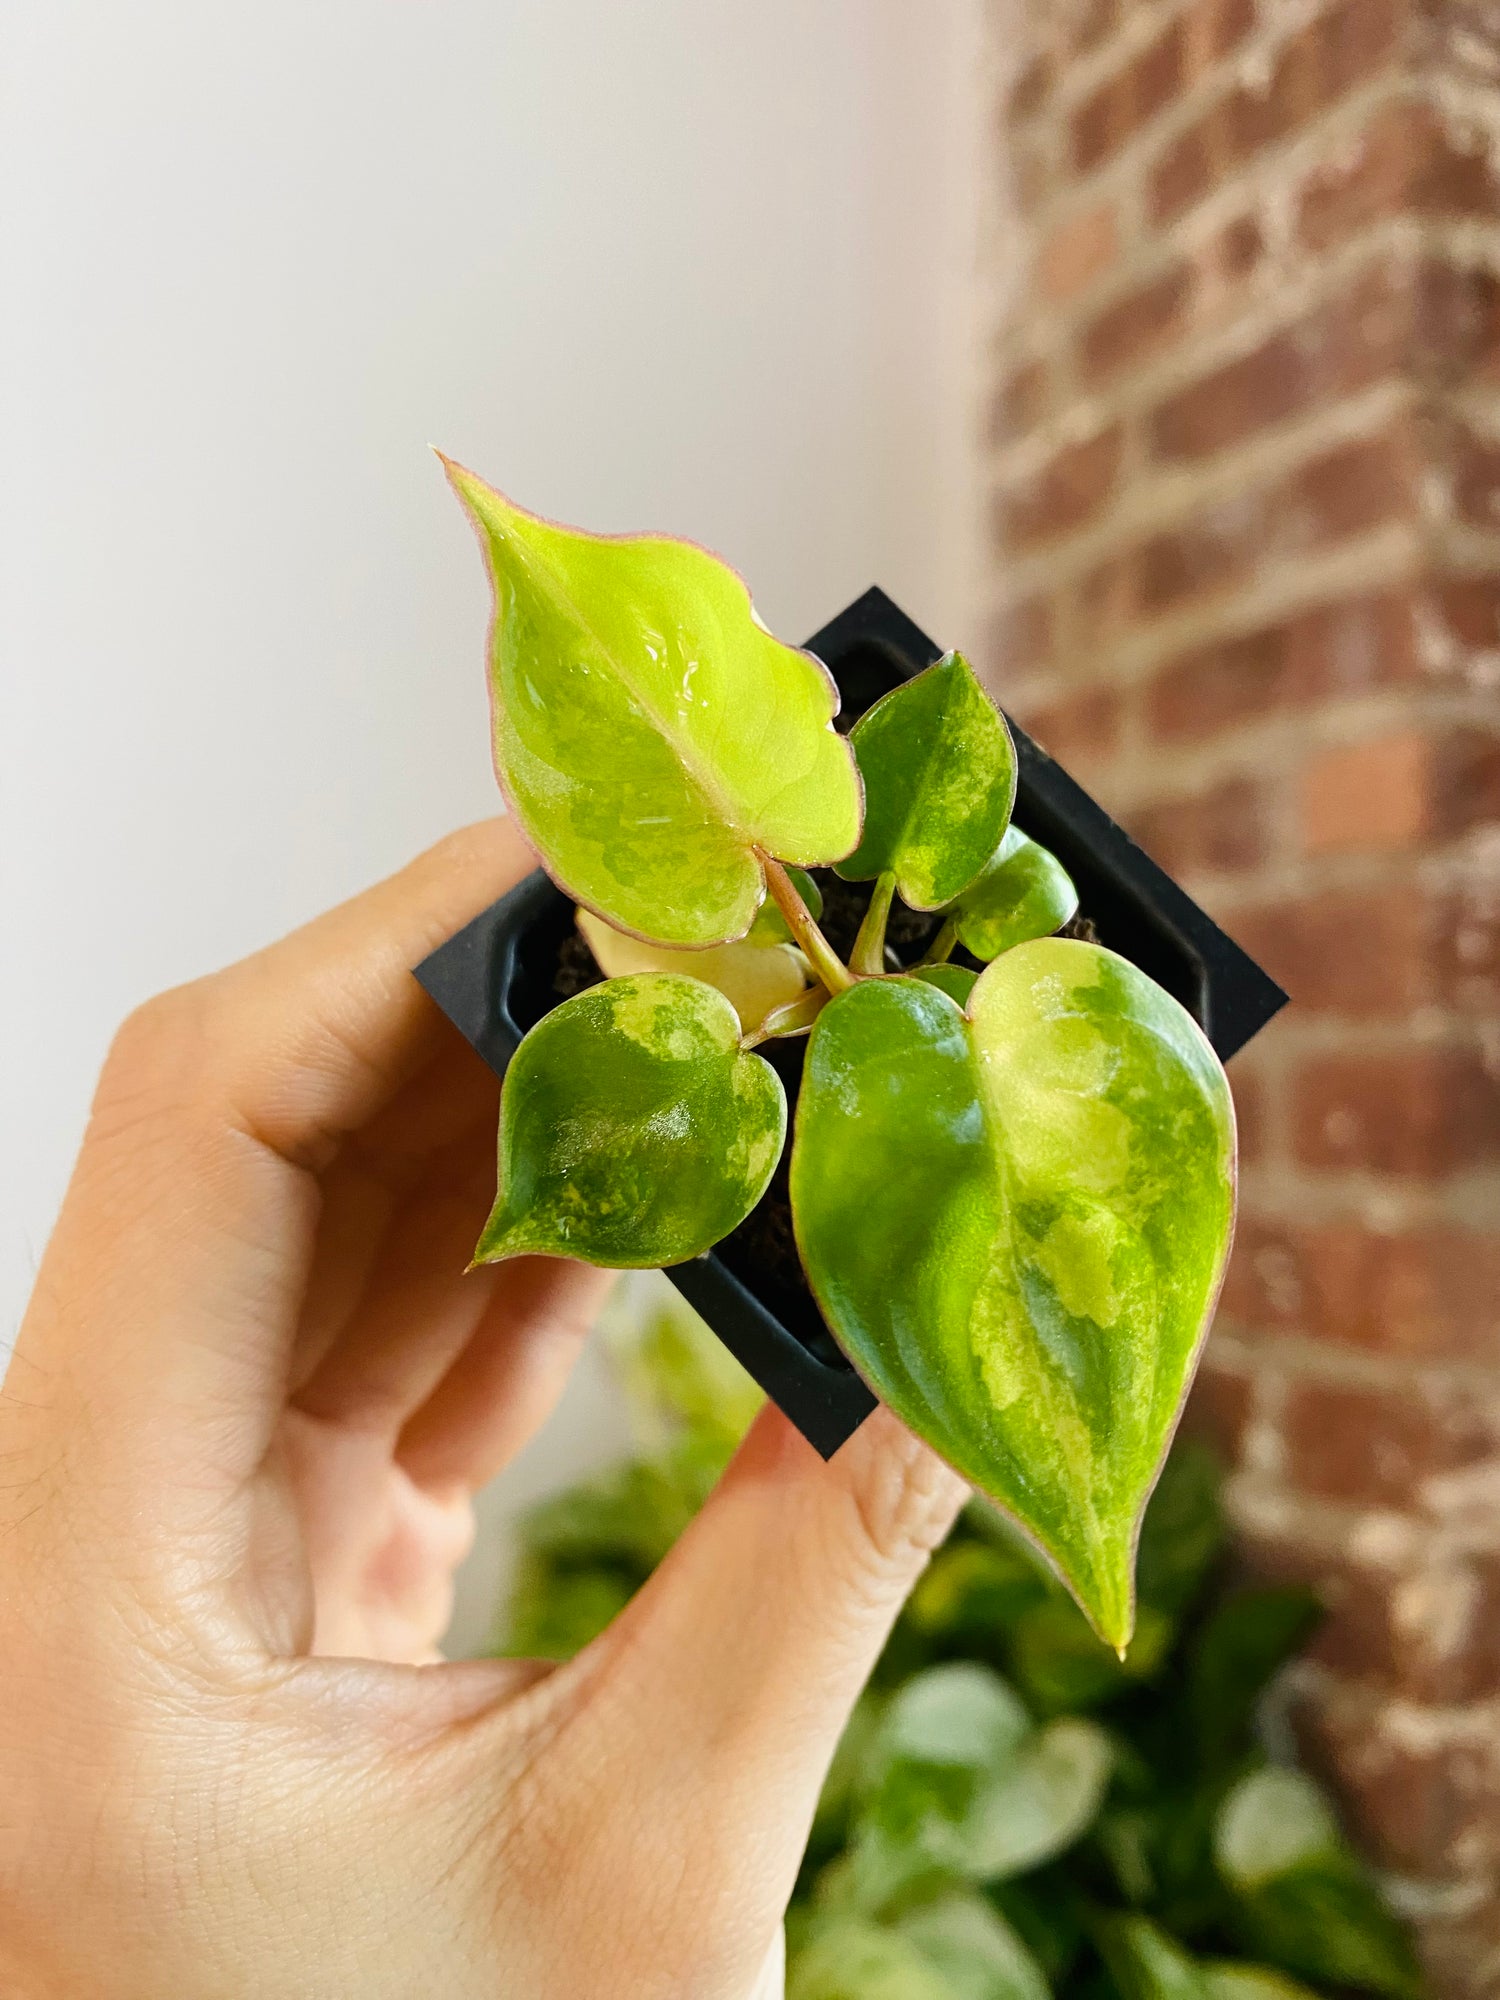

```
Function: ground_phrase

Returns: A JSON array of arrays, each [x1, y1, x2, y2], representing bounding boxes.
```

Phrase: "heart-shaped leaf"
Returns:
[[897, 1895, 1052, 2000], [476, 972, 785, 1267], [837, 652, 1017, 909], [790, 942, 1236, 1649], [446, 463, 861, 945], [952, 825, 1078, 961], [575, 906, 809, 1035]]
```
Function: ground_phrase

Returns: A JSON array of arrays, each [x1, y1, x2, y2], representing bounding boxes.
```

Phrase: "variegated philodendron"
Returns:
[[445, 463, 1237, 1651]]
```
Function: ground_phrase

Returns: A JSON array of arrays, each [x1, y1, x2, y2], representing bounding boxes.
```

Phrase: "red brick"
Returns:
[[1073, 549, 1141, 647], [1072, 72, 1132, 174], [1009, 134, 1054, 216], [1147, 593, 1421, 741], [1009, 49, 1053, 123], [1442, 876, 1500, 1014], [1302, 1548, 1500, 1704], [1316, 0, 1403, 97], [1302, 731, 1434, 855], [1302, 727, 1500, 854], [1018, 684, 1122, 769], [1230, 1060, 1267, 1166], [1133, 16, 1187, 126], [1131, 776, 1270, 876], [1292, 1044, 1500, 1174], [1151, 263, 1409, 461], [1300, 99, 1498, 253], [1071, 18, 1186, 172], [1136, 489, 1264, 615], [1415, 255, 1500, 388], [1082, 262, 1193, 382], [1183, 0, 1256, 73], [1183, 1361, 1254, 1462], [985, 594, 1054, 674], [1282, 1376, 1497, 1509], [1304, 1699, 1486, 1877], [1435, 572, 1500, 652], [1229, 885, 1433, 1017], [990, 356, 1052, 442], [1150, 107, 1218, 223], [1221, 1213, 1500, 1360], [999, 423, 1124, 549], [1068, 0, 1118, 56], [1285, 429, 1416, 545], [1450, 417, 1500, 532], [1224, 21, 1322, 160], [1037, 197, 1118, 302], [1215, 211, 1263, 283], [1219, 1212, 1311, 1331]]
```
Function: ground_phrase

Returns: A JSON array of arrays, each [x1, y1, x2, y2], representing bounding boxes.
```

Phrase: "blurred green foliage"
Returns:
[[494, 1291, 1421, 2000]]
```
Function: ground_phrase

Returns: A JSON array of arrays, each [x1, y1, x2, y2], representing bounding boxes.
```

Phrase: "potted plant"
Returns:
[[424, 462, 1278, 1654]]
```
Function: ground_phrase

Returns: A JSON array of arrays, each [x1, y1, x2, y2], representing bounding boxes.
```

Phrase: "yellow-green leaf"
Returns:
[[575, 907, 809, 1035], [953, 825, 1079, 962], [446, 463, 861, 945], [837, 652, 1016, 909], [476, 973, 785, 1267], [790, 942, 1236, 1649]]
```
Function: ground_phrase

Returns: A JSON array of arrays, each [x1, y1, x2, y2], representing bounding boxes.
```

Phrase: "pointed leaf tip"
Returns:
[[790, 943, 1235, 1643], [447, 465, 862, 947]]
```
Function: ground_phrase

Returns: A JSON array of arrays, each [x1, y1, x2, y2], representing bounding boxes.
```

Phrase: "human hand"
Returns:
[[0, 822, 966, 1999]]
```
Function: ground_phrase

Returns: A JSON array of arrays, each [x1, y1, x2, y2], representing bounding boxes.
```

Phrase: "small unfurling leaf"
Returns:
[[837, 651, 1016, 909]]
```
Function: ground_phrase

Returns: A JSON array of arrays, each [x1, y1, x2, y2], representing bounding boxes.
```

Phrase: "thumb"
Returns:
[[592, 1401, 967, 1882]]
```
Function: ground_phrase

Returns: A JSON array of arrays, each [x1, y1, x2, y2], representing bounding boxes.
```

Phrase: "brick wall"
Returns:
[[986, 0, 1500, 1987]]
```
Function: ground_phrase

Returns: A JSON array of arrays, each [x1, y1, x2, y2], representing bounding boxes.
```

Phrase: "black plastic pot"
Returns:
[[415, 587, 1287, 1458]]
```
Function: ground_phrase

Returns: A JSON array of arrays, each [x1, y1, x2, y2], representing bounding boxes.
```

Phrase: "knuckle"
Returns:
[[96, 982, 218, 1120], [840, 1414, 969, 1581]]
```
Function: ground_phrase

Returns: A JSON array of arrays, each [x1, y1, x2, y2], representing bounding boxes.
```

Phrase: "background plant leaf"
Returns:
[[1096, 1913, 1212, 2000], [1215, 1770, 1422, 2000], [791, 945, 1237, 1649], [1187, 1589, 1324, 1774], [447, 464, 860, 944], [494, 1325, 1420, 2000], [837, 651, 1016, 908], [476, 972, 784, 1266], [898, 1894, 1054, 2000]]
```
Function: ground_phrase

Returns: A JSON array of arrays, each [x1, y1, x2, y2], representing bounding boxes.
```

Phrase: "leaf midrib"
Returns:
[[497, 519, 762, 852]]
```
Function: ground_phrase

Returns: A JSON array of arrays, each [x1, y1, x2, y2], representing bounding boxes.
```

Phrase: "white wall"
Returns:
[[1, 0, 986, 1641]]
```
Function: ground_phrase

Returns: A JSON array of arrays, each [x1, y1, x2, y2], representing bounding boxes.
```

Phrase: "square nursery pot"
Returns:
[[416, 587, 1287, 1459]]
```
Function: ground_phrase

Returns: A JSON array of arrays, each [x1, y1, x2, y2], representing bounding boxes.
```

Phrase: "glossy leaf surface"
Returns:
[[837, 651, 1016, 909], [912, 962, 978, 1007], [575, 906, 808, 1035], [476, 973, 784, 1267], [447, 464, 860, 944], [790, 942, 1236, 1649], [953, 824, 1079, 961]]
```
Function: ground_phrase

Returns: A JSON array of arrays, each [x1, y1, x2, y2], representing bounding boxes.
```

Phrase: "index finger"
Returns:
[[8, 818, 536, 1494]]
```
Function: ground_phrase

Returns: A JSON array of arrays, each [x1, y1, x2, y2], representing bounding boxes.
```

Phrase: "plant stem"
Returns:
[[758, 853, 854, 994], [851, 870, 896, 977], [921, 914, 962, 967]]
